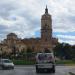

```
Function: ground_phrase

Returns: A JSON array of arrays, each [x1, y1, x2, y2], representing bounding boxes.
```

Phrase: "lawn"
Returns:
[[12, 59, 75, 65], [55, 60, 75, 65], [12, 59, 36, 65]]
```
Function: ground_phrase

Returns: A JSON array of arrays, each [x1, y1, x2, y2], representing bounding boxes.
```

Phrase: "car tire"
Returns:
[[36, 65, 40, 73], [12, 67, 14, 69], [0, 66, 3, 70], [1, 65, 5, 70], [52, 65, 55, 73], [36, 69, 39, 73]]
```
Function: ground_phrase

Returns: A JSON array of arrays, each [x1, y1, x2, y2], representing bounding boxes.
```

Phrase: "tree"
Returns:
[[26, 47, 33, 53], [53, 43, 72, 59], [53, 43, 64, 59], [26, 47, 33, 59], [71, 45, 75, 59]]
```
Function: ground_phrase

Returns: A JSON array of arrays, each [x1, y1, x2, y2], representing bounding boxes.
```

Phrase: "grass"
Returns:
[[56, 60, 75, 64], [55, 60, 75, 65], [12, 59, 75, 65], [12, 59, 36, 65]]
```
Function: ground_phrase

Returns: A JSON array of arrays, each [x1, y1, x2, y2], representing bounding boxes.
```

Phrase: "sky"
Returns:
[[0, 0, 75, 45]]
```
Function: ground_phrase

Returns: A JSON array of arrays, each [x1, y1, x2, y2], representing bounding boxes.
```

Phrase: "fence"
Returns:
[[0, 53, 37, 65]]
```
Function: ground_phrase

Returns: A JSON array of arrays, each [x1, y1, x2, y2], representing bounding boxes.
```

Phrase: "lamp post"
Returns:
[[12, 44, 16, 59], [0, 48, 3, 58]]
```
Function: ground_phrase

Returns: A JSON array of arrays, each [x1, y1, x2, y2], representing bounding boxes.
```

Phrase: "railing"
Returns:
[[0, 53, 37, 65]]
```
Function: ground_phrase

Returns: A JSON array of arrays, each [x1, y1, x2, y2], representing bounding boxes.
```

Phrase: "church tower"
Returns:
[[41, 6, 52, 42]]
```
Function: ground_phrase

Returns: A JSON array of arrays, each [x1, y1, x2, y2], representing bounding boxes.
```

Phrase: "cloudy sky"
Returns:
[[0, 0, 75, 45]]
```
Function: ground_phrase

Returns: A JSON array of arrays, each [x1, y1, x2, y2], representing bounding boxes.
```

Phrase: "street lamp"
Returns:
[[12, 44, 16, 59], [0, 48, 3, 58]]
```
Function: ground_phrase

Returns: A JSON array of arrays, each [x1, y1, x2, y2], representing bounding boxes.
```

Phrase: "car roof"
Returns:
[[0, 59, 10, 60], [37, 53, 53, 54]]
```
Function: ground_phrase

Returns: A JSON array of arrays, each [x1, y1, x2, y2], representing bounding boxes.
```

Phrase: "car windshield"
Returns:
[[2, 59, 12, 63], [37, 53, 53, 62]]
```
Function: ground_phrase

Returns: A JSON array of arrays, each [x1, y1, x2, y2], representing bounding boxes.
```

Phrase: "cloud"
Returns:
[[55, 34, 75, 45], [59, 39, 75, 45], [57, 35, 75, 40], [0, 0, 75, 45]]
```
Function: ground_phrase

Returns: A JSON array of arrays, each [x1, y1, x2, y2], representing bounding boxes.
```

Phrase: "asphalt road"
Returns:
[[0, 65, 75, 75]]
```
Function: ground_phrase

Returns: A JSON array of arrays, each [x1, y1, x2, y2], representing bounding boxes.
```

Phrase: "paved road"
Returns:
[[0, 65, 75, 75]]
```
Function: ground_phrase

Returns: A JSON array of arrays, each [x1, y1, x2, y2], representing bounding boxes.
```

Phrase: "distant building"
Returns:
[[0, 6, 58, 53], [1, 33, 26, 53]]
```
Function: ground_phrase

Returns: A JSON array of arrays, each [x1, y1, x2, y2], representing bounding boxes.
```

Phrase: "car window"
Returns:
[[37, 53, 53, 62], [38, 54, 47, 60], [3, 60, 12, 63]]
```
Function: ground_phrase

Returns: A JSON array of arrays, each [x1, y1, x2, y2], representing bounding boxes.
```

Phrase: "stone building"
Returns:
[[22, 6, 58, 52], [0, 6, 58, 53], [1, 33, 27, 53]]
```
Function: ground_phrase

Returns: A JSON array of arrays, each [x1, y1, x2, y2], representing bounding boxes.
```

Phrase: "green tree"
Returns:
[[53, 43, 72, 59], [71, 45, 75, 59], [26, 47, 33, 53], [26, 47, 33, 59], [53, 43, 64, 59]]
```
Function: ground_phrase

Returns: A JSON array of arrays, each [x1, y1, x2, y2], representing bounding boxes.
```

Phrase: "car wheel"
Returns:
[[0, 66, 3, 70], [12, 67, 14, 69], [1, 65, 5, 70], [36, 65, 40, 73], [52, 65, 55, 73], [52, 68, 55, 73], [36, 69, 39, 73]]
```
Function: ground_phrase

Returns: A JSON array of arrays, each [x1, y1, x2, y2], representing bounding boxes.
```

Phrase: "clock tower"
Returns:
[[41, 6, 52, 42]]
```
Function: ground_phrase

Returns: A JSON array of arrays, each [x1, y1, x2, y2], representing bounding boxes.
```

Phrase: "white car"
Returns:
[[35, 53, 55, 73], [0, 59, 14, 70]]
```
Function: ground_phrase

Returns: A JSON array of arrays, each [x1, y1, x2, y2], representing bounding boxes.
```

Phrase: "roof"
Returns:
[[7, 33, 17, 36]]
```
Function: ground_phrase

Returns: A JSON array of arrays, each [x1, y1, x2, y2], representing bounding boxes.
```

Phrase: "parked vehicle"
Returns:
[[0, 59, 14, 70], [35, 53, 55, 73]]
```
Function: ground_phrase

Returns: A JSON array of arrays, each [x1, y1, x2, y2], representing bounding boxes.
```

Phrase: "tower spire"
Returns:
[[45, 5, 48, 14]]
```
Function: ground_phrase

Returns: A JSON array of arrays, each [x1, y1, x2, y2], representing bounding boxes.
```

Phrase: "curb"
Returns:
[[56, 64, 75, 66]]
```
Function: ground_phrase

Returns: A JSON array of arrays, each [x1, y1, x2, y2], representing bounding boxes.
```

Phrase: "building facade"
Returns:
[[0, 7, 58, 53]]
